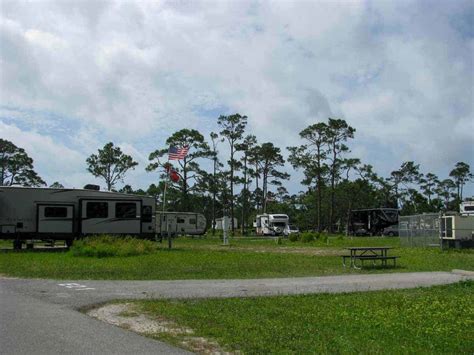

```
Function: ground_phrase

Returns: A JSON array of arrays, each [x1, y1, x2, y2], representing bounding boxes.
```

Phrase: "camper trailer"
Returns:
[[440, 200, 474, 248], [254, 214, 289, 236], [156, 211, 207, 236], [215, 217, 238, 231], [0, 186, 156, 248]]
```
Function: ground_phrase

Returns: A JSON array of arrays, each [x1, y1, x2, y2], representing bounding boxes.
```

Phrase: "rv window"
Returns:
[[142, 206, 152, 223], [86, 202, 108, 218], [465, 206, 474, 211], [177, 218, 185, 224], [45, 206, 68, 218], [116, 203, 137, 218], [189, 218, 196, 224]]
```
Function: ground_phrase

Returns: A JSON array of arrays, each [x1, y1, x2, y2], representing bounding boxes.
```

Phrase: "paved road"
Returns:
[[0, 290, 188, 355], [1, 270, 473, 354]]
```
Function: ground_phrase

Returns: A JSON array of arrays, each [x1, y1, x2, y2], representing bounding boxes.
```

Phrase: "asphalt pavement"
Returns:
[[1, 270, 473, 354]]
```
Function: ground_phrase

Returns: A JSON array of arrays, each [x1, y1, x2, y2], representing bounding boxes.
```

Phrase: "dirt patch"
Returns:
[[88, 303, 233, 354], [201, 245, 340, 256]]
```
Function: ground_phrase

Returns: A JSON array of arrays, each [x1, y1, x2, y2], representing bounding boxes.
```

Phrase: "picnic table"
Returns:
[[342, 247, 399, 269]]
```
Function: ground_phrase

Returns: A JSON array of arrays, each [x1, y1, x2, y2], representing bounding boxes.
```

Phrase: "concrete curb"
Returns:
[[451, 269, 474, 277]]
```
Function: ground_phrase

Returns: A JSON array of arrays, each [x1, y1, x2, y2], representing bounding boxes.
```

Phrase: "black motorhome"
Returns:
[[349, 208, 398, 236]]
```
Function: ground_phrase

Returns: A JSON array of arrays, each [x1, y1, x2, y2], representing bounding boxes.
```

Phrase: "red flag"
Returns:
[[170, 170, 180, 182]]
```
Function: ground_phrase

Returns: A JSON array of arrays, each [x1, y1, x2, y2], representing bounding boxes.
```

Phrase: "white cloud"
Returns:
[[0, 0, 473, 195], [24, 29, 67, 50], [0, 122, 89, 187]]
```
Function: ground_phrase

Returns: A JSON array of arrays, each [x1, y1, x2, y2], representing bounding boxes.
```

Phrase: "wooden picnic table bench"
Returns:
[[341, 247, 400, 269]]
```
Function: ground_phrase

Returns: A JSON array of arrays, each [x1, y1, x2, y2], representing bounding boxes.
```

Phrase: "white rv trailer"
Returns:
[[440, 200, 474, 248], [254, 214, 289, 236], [156, 211, 207, 236], [0, 186, 156, 248], [215, 217, 238, 231]]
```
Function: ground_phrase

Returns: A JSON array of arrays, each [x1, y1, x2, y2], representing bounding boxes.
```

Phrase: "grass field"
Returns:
[[1, 236, 473, 280], [130, 281, 474, 354]]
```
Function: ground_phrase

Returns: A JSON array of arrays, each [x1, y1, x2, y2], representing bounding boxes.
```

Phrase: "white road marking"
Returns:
[[58, 283, 95, 290]]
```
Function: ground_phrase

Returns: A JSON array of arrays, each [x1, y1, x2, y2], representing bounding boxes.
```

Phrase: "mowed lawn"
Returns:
[[0, 237, 473, 280], [134, 281, 474, 354]]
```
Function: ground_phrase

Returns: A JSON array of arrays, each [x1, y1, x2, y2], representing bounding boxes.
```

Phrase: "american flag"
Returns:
[[168, 145, 189, 160]]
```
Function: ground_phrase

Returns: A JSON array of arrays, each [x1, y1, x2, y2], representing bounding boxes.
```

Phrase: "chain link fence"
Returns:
[[399, 213, 440, 247]]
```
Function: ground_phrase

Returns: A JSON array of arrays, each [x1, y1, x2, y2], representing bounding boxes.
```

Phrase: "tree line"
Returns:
[[1, 115, 473, 234]]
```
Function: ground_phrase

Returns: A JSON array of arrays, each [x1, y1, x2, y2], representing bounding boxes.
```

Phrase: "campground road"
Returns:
[[2, 271, 473, 309], [1, 270, 473, 354], [0, 289, 189, 355]]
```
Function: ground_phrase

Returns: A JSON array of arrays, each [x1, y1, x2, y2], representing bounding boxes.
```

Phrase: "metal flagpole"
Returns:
[[161, 156, 171, 242], [161, 145, 188, 249]]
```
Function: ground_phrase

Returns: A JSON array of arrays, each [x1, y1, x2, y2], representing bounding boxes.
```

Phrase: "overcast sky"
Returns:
[[1, 0, 473, 196]]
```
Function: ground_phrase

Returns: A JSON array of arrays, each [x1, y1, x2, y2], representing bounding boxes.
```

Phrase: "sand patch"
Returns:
[[88, 303, 234, 354]]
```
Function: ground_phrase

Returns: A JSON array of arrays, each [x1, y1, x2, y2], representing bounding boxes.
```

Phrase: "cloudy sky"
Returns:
[[1, 0, 473, 195]]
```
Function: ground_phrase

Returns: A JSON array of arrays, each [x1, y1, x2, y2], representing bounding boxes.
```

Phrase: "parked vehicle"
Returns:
[[254, 214, 289, 236], [0, 186, 208, 249], [215, 217, 238, 230], [440, 200, 474, 248], [284, 224, 300, 236], [349, 208, 399, 236], [382, 224, 399, 237], [156, 211, 206, 236], [0, 186, 156, 249]]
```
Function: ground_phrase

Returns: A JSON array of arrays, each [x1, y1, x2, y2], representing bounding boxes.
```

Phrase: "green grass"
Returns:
[[70, 235, 158, 257], [174, 234, 402, 248], [0, 236, 472, 279], [134, 281, 474, 354]]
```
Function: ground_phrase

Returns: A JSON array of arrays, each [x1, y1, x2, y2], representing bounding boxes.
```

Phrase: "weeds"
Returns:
[[70, 235, 158, 258]]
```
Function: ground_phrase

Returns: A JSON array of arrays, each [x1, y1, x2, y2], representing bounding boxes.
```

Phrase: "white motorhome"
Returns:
[[0, 186, 156, 248], [440, 200, 474, 248], [156, 211, 206, 236], [254, 214, 289, 236]]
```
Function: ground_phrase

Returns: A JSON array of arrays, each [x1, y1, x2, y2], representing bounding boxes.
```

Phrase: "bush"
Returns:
[[288, 233, 299, 242], [71, 235, 158, 258], [301, 232, 316, 243]]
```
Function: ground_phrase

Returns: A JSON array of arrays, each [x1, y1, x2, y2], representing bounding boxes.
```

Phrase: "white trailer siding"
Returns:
[[156, 212, 206, 235], [215, 217, 238, 231], [37, 204, 74, 234], [80, 199, 143, 235], [440, 215, 474, 240], [0, 187, 156, 240]]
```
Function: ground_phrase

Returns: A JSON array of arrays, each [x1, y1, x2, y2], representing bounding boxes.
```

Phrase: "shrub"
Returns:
[[320, 234, 329, 243], [71, 235, 158, 258], [301, 232, 316, 243], [288, 233, 299, 242]]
